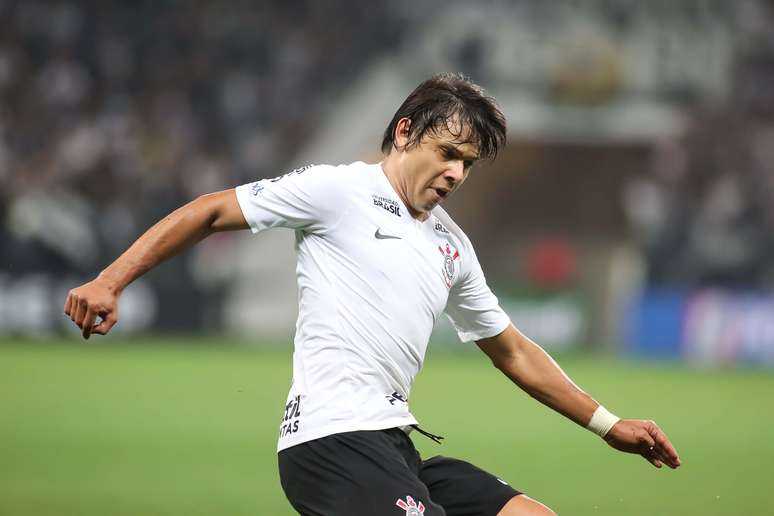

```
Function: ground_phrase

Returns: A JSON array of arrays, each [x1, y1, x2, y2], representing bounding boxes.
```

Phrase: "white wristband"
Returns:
[[586, 405, 620, 438]]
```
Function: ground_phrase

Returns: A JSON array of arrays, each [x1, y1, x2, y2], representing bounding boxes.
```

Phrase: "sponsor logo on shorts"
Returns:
[[438, 242, 460, 288], [395, 495, 425, 515], [372, 194, 402, 217]]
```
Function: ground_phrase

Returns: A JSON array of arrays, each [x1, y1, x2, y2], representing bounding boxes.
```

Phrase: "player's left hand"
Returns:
[[604, 419, 681, 469]]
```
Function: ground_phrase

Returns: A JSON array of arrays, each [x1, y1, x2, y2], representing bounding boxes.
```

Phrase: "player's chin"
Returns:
[[424, 189, 445, 208], [421, 199, 440, 212]]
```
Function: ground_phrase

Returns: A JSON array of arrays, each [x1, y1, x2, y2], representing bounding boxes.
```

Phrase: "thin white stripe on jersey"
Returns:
[[235, 162, 511, 451]]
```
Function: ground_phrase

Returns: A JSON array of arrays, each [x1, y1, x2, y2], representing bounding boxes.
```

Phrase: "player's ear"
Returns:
[[394, 117, 412, 151]]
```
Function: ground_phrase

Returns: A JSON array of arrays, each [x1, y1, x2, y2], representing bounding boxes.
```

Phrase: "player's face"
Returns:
[[398, 122, 480, 218]]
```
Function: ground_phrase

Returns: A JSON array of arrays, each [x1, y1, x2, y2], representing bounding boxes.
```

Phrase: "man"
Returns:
[[64, 73, 680, 515]]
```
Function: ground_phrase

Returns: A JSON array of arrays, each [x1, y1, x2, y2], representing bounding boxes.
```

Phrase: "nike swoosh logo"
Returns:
[[374, 228, 401, 240]]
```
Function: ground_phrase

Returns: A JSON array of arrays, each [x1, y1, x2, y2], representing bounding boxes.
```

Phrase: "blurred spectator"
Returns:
[[3, 0, 774, 334], [625, 110, 774, 288], [0, 0, 403, 332]]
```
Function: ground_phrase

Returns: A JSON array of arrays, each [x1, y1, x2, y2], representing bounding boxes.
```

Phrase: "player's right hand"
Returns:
[[64, 279, 119, 339]]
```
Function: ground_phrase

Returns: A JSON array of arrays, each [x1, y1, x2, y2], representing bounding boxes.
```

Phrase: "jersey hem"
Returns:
[[276, 415, 419, 452], [234, 185, 263, 234], [457, 318, 511, 343]]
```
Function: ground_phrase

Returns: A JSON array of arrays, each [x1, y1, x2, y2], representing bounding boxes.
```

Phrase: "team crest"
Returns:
[[395, 495, 425, 515], [438, 242, 460, 287]]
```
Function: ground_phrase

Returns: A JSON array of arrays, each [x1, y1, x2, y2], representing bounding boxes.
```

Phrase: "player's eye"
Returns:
[[463, 160, 474, 169]]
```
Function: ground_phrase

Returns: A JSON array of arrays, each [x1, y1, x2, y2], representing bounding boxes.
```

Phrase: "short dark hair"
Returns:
[[381, 72, 506, 160]]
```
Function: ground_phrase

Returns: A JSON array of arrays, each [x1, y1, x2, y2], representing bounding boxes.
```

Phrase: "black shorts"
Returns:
[[278, 428, 521, 516]]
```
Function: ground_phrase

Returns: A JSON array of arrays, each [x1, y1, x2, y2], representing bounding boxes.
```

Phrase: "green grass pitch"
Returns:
[[1, 338, 773, 515]]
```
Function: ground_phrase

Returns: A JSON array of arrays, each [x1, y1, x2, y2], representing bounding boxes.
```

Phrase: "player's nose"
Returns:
[[443, 160, 465, 184]]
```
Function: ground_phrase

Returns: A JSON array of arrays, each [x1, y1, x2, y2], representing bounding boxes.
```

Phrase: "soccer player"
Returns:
[[64, 73, 680, 516]]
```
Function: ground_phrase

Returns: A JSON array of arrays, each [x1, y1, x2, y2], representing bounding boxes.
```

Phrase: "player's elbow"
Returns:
[[181, 194, 219, 234], [478, 326, 531, 381], [488, 351, 519, 376], [486, 349, 533, 391], [194, 189, 248, 232], [487, 344, 553, 396]]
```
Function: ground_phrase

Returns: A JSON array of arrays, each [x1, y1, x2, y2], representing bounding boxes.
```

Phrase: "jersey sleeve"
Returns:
[[234, 164, 349, 234], [444, 241, 511, 343]]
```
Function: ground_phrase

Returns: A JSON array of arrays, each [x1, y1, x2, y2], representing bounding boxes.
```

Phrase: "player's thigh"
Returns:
[[278, 430, 446, 516], [497, 495, 555, 516], [419, 455, 524, 516]]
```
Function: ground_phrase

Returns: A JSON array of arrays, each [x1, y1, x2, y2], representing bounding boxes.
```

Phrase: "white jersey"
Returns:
[[235, 161, 511, 451]]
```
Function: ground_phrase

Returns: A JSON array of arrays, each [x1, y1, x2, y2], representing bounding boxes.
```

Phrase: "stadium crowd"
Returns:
[[624, 19, 774, 289], [0, 0, 401, 278], [2, 0, 774, 334]]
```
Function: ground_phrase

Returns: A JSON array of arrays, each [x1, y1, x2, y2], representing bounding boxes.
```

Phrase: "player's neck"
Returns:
[[379, 158, 428, 221]]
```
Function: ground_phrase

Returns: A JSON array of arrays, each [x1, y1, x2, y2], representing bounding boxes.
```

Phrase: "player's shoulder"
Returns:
[[253, 161, 369, 198], [429, 207, 474, 251], [290, 161, 376, 186], [306, 160, 374, 175]]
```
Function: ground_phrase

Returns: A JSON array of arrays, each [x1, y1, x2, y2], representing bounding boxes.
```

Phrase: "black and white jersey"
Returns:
[[235, 162, 510, 451]]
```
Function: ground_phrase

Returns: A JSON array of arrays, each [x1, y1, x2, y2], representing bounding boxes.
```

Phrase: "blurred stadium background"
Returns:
[[2, 1, 774, 514]]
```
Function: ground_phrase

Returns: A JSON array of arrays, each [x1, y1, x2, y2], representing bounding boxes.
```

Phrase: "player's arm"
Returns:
[[476, 324, 681, 469], [64, 189, 248, 339]]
